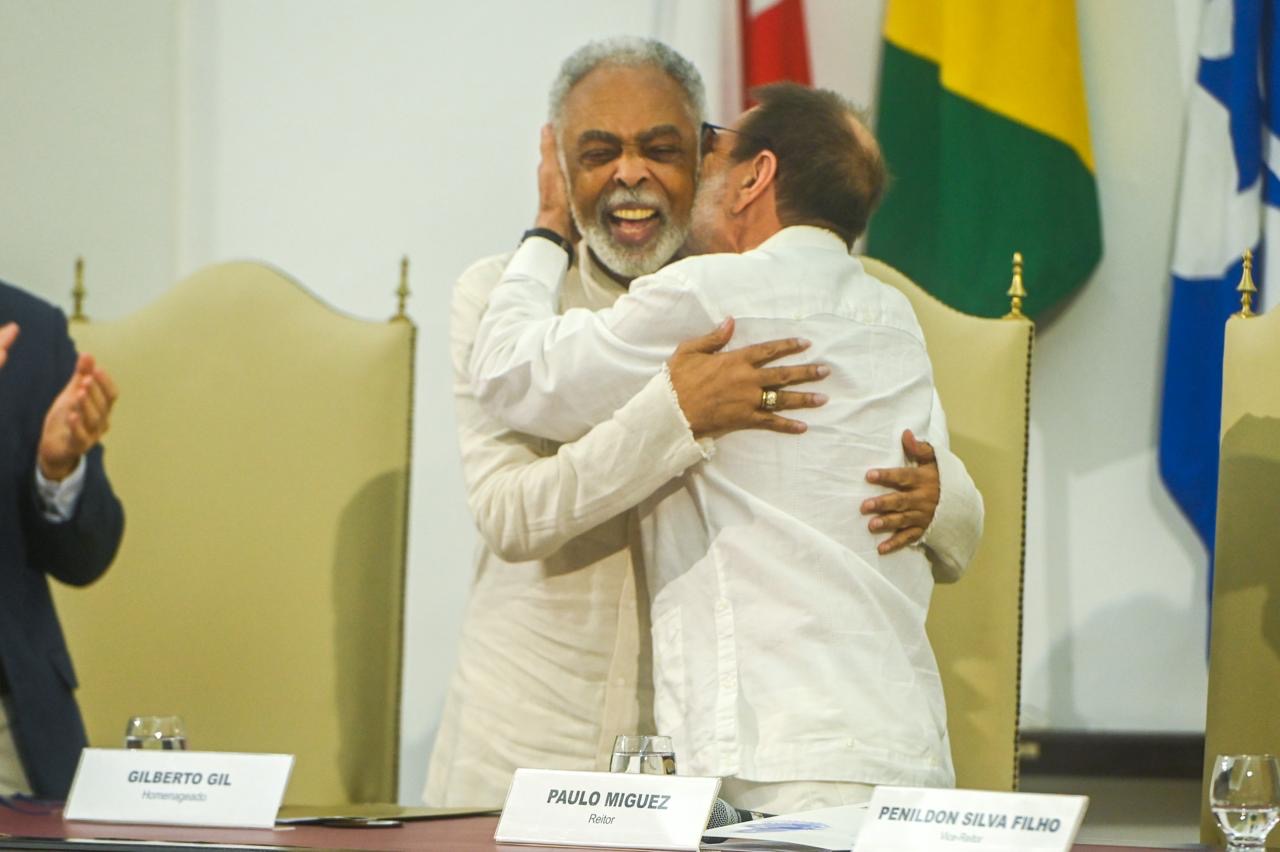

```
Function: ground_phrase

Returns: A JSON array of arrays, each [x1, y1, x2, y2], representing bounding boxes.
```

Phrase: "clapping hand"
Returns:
[[0, 323, 17, 369], [38, 353, 119, 481]]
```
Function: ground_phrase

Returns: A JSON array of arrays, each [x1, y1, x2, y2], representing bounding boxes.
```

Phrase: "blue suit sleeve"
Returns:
[[21, 304, 124, 587]]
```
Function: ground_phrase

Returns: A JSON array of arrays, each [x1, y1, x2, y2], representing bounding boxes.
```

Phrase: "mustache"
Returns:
[[595, 187, 670, 218]]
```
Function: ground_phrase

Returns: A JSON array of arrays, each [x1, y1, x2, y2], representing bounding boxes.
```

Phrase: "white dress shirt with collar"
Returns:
[[472, 226, 958, 788]]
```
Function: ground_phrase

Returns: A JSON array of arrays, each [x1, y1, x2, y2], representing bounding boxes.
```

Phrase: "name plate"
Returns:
[[495, 768, 720, 850], [854, 786, 1088, 852], [65, 748, 294, 829]]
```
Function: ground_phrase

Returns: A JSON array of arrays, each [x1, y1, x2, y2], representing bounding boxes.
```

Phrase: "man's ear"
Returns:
[[731, 149, 777, 214]]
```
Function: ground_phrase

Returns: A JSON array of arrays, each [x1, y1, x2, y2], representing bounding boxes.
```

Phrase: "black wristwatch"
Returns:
[[521, 227, 575, 265]]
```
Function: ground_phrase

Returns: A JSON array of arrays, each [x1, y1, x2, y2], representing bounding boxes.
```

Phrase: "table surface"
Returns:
[[0, 806, 1217, 851]]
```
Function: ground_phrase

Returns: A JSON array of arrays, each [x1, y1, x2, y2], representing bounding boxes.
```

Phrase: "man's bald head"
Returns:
[[729, 83, 887, 247]]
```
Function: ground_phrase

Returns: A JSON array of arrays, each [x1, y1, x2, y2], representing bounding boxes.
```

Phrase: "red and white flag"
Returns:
[[739, 0, 811, 107]]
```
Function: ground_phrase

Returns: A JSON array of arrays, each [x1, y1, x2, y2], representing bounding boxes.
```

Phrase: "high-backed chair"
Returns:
[[1200, 296, 1280, 844], [53, 262, 415, 805], [862, 256, 1034, 792]]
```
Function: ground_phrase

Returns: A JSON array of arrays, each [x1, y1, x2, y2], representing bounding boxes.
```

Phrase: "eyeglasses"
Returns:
[[700, 121, 771, 156], [700, 121, 737, 155]]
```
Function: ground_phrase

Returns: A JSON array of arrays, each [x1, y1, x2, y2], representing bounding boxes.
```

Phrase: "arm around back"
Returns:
[[470, 238, 714, 442], [920, 443, 983, 583], [453, 254, 707, 564], [918, 385, 983, 584]]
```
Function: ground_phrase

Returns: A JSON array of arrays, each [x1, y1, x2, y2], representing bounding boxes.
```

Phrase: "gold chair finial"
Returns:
[[392, 255, 411, 322], [71, 256, 89, 322], [1234, 248, 1258, 318], [1003, 251, 1026, 320]]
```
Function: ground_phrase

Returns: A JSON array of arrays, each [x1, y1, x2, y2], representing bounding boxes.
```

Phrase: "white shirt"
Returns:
[[425, 250, 711, 807], [472, 226, 955, 787]]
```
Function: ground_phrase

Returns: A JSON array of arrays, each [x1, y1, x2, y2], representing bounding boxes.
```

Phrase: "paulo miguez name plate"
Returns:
[[854, 786, 1088, 852], [495, 768, 720, 850], [64, 748, 294, 829]]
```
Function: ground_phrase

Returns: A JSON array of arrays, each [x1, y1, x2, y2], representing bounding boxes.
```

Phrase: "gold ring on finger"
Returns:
[[760, 389, 779, 411]]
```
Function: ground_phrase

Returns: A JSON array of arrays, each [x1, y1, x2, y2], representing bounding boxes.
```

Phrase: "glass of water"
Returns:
[[124, 716, 187, 750], [1211, 754, 1280, 850], [610, 735, 676, 775]]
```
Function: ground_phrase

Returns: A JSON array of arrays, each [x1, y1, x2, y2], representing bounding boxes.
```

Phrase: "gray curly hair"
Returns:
[[547, 36, 706, 129]]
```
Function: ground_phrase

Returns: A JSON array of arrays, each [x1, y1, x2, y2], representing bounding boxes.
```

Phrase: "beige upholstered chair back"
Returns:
[[862, 257, 1033, 792], [54, 262, 414, 805], [1201, 305, 1280, 843]]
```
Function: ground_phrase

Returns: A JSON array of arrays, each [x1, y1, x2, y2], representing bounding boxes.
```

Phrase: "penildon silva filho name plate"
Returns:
[[853, 785, 1089, 852]]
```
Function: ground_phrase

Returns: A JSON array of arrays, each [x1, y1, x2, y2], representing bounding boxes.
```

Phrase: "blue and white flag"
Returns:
[[1160, 0, 1277, 581]]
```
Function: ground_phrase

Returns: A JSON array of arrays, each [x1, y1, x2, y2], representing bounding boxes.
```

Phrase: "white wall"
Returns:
[[1021, 0, 1209, 732], [0, 0, 1216, 804], [0, 0, 178, 314]]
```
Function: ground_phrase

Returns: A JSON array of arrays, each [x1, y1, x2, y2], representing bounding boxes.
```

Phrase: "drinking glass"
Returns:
[[610, 735, 676, 775], [124, 715, 187, 750], [1211, 754, 1280, 850]]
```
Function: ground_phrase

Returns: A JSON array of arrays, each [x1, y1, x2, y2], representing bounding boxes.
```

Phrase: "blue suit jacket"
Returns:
[[0, 280, 124, 798]]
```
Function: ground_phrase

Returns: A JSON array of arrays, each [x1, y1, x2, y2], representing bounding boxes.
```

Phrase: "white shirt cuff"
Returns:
[[919, 446, 983, 583], [657, 365, 715, 461], [507, 235, 571, 291], [34, 455, 87, 523]]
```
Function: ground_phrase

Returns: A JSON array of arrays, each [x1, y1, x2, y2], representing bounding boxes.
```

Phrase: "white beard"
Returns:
[[571, 186, 690, 280]]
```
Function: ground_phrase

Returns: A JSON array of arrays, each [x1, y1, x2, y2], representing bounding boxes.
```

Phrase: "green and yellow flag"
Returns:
[[868, 0, 1102, 318]]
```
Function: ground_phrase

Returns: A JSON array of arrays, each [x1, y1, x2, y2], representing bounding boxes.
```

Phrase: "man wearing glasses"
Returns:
[[471, 80, 972, 813], [427, 39, 980, 810]]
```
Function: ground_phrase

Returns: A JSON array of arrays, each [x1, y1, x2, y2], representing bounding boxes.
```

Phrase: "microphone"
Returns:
[[705, 797, 771, 828]]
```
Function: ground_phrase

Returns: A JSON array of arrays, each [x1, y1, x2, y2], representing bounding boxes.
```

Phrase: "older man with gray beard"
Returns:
[[426, 38, 978, 809]]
